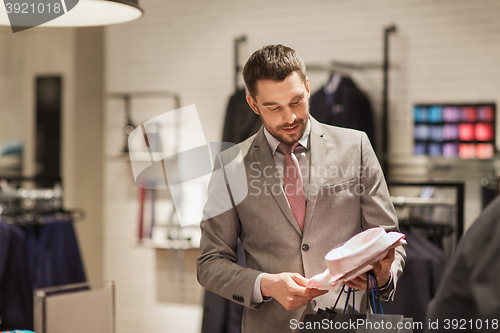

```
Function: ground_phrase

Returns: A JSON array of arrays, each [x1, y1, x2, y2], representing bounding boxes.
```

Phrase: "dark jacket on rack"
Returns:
[[23, 217, 86, 290], [383, 229, 446, 333], [0, 221, 34, 331], [0, 216, 86, 331], [222, 88, 262, 144], [309, 76, 376, 151], [201, 88, 261, 333]]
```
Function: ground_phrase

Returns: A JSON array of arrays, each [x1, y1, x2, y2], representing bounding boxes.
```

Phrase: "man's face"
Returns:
[[246, 71, 310, 145]]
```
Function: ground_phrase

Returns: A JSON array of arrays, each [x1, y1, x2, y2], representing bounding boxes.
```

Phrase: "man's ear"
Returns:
[[246, 94, 260, 115]]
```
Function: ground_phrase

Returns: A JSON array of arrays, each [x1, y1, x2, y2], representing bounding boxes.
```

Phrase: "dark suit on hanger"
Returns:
[[222, 88, 262, 144], [309, 76, 376, 151], [201, 88, 262, 333], [383, 229, 446, 333]]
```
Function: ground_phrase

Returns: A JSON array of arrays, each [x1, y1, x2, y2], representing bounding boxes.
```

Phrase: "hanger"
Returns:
[[324, 72, 343, 95], [399, 217, 453, 239]]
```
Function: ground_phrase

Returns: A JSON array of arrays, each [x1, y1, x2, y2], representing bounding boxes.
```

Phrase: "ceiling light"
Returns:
[[0, 0, 143, 30]]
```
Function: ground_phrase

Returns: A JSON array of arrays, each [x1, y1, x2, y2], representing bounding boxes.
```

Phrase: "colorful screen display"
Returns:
[[414, 104, 496, 159]]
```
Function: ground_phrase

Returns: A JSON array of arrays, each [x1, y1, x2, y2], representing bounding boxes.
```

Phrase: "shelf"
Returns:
[[136, 238, 199, 250], [391, 196, 455, 207], [106, 153, 179, 163]]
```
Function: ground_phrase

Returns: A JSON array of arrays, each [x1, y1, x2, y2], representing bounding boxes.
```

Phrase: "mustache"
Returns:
[[279, 119, 304, 129]]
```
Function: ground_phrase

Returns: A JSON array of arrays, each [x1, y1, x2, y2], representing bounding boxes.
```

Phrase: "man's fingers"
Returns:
[[343, 273, 368, 289], [262, 273, 329, 311], [355, 274, 367, 282], [290, 273, 309, 287], [284, 298, 312, 311], [370, 248, 396, 286], [266, 273, 331, 311], [383, 248, 396, 261], [304, 288, 328, 298], [345, 282, 366, 290], [291, 275, 328, 298], [344, 277, 368, 290]]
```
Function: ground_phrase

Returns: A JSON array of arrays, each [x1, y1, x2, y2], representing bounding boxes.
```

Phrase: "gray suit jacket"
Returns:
[[197, 117, 405, 333]]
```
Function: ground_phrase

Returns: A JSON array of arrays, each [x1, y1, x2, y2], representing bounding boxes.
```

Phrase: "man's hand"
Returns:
[[344, 248, 396, 290], [261, 272, 328, 311]]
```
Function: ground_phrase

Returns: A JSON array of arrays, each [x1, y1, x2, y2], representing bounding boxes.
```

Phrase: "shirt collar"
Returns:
[[264, 118, 311, 155]]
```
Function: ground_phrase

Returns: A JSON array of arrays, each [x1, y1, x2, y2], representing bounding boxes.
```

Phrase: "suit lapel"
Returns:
[[251, 129, 303, 235], [303, 118, 327, 236]]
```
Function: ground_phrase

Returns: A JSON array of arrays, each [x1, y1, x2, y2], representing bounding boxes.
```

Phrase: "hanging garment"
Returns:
[[222, 88, 262, 144], [383, 228, 446, 333], [200, 88, 261, 333], [22, 217, 86, 290], [309, 75, 376, 150], [201, 240, 246, 333], [408, 186, 455, 250], [0, 221, 34, 331]]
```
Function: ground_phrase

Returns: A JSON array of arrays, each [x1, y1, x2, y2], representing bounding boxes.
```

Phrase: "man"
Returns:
[[197, 44, 405, 333]]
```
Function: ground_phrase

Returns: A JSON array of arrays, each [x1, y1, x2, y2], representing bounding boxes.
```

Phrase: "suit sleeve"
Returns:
[[358, 132, 406, 300], [196, 152, 263, 309], [425, 197, 500, 329]]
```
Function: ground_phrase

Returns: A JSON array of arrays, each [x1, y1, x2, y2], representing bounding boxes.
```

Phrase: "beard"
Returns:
[[258, 108, 309, 145]]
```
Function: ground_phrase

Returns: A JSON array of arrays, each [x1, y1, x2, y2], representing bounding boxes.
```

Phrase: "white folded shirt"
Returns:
[[306, 227, 406, 291]]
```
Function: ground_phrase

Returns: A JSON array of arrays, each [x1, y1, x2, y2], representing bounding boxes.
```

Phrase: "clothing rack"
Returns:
[[305, 25, 397, 175], [0, 178, 85, 224], [0, 210, 85, 226], [306, 61, 383, 72], [388, 181, 465, 255], [232, 25, 397, 175], [382, 26, 397, 174], [398, 217, 454, 239], [107, 91, 182, 154], [390, 196, 456, 206], [234, 35, 247, 91], [108, 91, 194, 252], [0, 178, 87, 331]]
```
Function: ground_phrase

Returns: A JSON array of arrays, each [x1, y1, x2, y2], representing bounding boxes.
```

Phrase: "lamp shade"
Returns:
[[0, 0, 143, 30]]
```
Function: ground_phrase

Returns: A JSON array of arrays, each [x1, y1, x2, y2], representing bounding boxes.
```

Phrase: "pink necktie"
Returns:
[[279, 142, 306, 231]]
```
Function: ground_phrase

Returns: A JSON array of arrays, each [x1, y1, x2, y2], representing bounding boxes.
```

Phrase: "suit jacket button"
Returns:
[[232, 295, 244, 303], [302, 244, 310, 251]]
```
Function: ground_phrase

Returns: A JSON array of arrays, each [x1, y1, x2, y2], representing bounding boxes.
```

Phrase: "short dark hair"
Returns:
[[243, 44, 307, 97]]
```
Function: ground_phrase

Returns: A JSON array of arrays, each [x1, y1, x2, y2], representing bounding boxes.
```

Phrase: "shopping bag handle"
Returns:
[[330, 285, 356, 315], [332, 284, 345, 311], [332, 270, 385, 316], [367, 271, 384, 314], [342, 287, 356, 314]]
